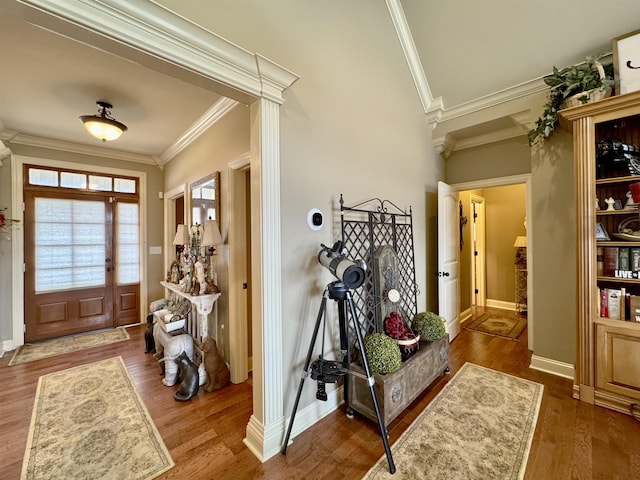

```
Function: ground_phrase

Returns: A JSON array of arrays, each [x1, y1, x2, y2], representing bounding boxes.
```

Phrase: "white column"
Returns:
[[243, 98, 284, 461]]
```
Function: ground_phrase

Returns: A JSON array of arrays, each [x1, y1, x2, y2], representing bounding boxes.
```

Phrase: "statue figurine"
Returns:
[[195, 257, 207, 295], [605, 197, 616, 211]]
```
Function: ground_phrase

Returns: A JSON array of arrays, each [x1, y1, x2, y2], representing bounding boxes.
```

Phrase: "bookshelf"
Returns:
[[560, 90, 640, 416]]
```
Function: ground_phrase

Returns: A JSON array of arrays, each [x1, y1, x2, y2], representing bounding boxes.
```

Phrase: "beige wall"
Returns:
[[530, 129, 576, 365], [446, 137, 531, 184], [484, 184, 527, 303], [163, 103, 251, 361], [155, 0, 444, 413]]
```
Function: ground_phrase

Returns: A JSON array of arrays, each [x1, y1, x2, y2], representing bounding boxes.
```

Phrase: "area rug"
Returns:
[[464, 312, 527, 340], [9, 328, 130, 366], [363, 363, 543, 480], [21, 356, 174, 480]]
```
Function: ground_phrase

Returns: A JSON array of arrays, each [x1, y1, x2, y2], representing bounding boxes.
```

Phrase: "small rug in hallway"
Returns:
[[363, 363, 543, 480], [9, 328, 130, 366], [464, 312, 527, 340], [21, 356, 174, 480]]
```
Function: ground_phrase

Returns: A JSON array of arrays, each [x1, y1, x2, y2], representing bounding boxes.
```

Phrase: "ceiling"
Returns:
[[1, 0, 640, 162], [0, 7, 224, 164]]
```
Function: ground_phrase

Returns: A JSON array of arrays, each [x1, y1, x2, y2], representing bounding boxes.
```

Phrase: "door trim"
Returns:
[[11, 154, 148, 348], [228, 152, 251, 384], [470, 194, 486, 308]]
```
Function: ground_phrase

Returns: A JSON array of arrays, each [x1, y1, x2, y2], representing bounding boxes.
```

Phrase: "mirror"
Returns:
[[190, 171, 220, 225]]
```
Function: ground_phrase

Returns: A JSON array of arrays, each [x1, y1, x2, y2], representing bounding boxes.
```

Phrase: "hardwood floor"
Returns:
[[1, 309, 639, 479]]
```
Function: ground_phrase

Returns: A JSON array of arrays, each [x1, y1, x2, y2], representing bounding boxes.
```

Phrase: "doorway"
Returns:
[[228, 154, 252, 384], [450, 174, 533, 350], [23, 164, 141, 342]]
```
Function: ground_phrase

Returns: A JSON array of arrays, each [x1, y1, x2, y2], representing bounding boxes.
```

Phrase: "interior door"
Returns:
[[438, 181, 461, 340], [24, 192, 114, 341]]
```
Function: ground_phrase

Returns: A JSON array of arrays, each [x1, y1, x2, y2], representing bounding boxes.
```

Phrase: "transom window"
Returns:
[[28, 167, 137, 194]]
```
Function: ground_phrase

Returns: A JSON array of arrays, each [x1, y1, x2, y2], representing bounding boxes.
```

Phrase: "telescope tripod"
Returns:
[[281, 281, 396, 474]]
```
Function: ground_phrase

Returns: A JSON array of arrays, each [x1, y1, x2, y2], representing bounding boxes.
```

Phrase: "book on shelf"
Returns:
[[597, 247, 604, 276], [600, 288, 608, 318], [607, 288, 623, 320], [629, 295, 640, 323], [603, 247, 619, 276], [631, 247, 640, 271], [619, 247, 630, 271]]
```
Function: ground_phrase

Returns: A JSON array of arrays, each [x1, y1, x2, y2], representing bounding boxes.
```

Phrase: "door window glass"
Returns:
[[34, 198, 105, 292]]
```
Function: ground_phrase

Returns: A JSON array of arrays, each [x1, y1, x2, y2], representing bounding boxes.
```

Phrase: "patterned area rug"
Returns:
[[21, 356, 174, 480], [9, 328, 130, 366], [464, 313, 527, 340], [363, 363, 543, 480]]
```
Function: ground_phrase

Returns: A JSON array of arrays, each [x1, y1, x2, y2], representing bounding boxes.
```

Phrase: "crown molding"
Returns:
[[432, 110, 531, 157], [18, 0, 299, 104], [0, 130, 158, 165], [385, 0, 433, 112], [158, 97, 239, 165], [427, 77, 547, 133]]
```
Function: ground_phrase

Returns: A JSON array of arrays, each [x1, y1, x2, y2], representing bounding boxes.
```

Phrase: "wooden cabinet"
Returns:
[[560, 91, 640, 415]]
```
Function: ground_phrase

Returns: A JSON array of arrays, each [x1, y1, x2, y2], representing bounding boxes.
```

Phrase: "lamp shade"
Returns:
[[513, 236, 527, 248], [201, 220, 223, 246], [79, 101, 128, 142], [173, 224, 190, 246]]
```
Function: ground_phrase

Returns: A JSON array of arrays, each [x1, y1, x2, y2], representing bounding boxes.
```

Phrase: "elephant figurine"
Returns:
[[153, 322, 194, 386]]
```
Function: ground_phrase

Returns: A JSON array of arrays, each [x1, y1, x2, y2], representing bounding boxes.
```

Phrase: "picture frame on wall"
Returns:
[[613, 29, 640, 95]]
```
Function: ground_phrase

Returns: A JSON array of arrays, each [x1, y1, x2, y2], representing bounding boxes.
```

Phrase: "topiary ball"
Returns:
[[411, 311, 446, 341], [363, 333, 402, 375]]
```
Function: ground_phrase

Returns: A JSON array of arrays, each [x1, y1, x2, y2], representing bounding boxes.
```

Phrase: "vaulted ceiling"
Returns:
[[1, 0, 639, 164]]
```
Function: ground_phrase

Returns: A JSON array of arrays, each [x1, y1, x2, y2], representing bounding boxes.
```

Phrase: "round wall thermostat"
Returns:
[[307, 208, 324, 231]]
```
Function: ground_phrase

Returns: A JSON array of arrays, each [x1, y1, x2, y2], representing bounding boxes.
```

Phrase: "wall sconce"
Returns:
[[79, 101, 128, 142]]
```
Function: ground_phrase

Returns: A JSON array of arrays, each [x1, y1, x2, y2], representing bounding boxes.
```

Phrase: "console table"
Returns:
[[160, 281, 221, 342]]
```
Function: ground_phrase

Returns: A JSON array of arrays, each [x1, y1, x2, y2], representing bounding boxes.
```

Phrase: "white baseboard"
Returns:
[[1, 339, 15, 356], [246, 384, 343, 462], [530, 354, 575, 380], [486, 299, 516, 311], [459, 307, 472, 324], [280, 385, 343, 449]]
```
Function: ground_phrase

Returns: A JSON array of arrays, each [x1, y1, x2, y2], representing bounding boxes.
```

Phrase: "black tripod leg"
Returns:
[[281, 293, 328, 454], [347, 292, 396, 474], [336, 299, 350, 407]]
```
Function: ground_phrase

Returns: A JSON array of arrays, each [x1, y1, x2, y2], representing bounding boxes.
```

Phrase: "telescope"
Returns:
[[317, 241, 366, 289]]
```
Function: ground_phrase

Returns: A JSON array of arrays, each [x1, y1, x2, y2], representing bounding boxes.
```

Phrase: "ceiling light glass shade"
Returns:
[[201, 220, 223, 246], [173, 224, 190, 246], [80, 101, 128, 142]]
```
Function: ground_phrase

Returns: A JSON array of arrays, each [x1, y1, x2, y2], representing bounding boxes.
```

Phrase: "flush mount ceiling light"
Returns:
[[79, 101, 128, 142]]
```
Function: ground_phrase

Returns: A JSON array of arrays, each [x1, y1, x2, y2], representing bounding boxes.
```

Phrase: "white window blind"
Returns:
[[35, 198, 105, 292], [117, 202, 139, 284]]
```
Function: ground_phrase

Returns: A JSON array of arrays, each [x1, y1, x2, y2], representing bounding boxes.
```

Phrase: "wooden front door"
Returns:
[[24, 192, 114, 341], [22, 164, 141, 342]]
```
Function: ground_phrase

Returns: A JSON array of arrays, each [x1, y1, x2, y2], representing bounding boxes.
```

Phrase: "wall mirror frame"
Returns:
[[190, 171, 220, 226]]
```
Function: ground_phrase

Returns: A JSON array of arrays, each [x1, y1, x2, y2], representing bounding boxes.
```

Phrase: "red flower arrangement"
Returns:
[[0, 207, 19, 232], [384, 311, 406, 339], [384, 310, 420, 361]]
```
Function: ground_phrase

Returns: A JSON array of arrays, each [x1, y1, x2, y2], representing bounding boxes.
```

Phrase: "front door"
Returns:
[[23, 165, 140, 342], [24, 192, 113, 341]]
